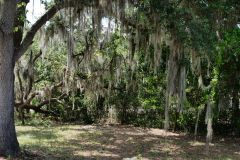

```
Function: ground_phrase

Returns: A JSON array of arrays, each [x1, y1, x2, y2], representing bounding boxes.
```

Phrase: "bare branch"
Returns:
[[33, 50, 43, 63]]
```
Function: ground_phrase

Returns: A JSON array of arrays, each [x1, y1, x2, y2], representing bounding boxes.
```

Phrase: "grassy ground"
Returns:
[[9, 125, 240, 159]]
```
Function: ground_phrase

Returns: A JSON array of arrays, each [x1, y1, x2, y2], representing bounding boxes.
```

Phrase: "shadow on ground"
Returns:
[[15, 125, 240, 160]]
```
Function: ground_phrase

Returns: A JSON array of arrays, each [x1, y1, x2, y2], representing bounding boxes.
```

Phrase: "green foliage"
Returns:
[[15, 0, 240, 136], [217, 28, 240, 71]]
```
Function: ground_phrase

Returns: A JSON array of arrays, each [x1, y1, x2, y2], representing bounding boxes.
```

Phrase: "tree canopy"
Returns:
[[0, 0, 239, 157]]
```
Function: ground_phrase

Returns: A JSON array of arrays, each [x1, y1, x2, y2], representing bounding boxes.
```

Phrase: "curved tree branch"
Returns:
[[14, 0, 94, 62], [14, 5, 60, 61]]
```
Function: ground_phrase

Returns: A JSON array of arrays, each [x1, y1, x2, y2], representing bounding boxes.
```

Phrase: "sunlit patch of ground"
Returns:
[[10, 125, 240, 159]]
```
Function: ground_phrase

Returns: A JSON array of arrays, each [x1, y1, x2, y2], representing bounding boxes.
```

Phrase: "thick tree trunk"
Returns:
[[0, 56, 19, 156], [0, 0, 19, 156]]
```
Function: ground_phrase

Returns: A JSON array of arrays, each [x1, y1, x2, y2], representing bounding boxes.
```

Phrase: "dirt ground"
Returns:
[[4, 125, 240, 159]]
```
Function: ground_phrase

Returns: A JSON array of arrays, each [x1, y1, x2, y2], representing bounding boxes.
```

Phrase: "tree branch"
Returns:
[[33, 50, 43, 63], [14, 0, 92, 62], [14, 5, 59, 61], [16, 93, 67, 116], [23, 104, 59, 116]]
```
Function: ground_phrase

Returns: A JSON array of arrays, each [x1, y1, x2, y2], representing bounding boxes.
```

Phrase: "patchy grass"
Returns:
[[9, 125, 240, 159]]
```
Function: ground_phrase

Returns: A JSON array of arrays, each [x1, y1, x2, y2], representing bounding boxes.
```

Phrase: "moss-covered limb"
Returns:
[[14, 0, 96, 61]]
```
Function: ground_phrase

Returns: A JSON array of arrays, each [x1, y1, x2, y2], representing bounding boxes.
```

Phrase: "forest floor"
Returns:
[[9, 125, 240, 159]]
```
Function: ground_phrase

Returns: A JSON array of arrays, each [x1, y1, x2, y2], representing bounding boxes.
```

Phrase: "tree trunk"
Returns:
[[205, 102, 213, 155], [232, 89, 240, 135], [164, 92, 170, 130], [194, 108, 201, 141], [0, 0, 19, 156]]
